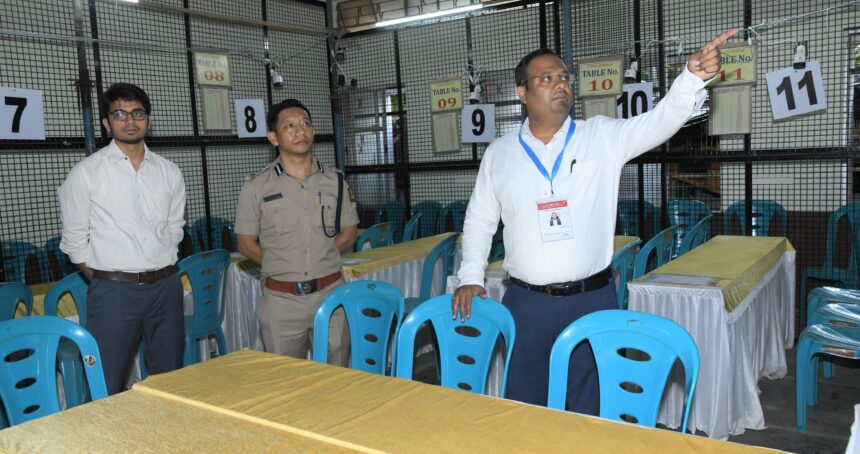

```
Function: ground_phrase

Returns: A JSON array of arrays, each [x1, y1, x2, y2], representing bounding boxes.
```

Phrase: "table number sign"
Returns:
[[616, 82, 654, 119], [765, 60, 827, 120], [577, 55, 623, 98], [430, 77, 463, 112], [0, 87, 45, 140], [710, 43, 757, 86], [461, 104, 495, 143], [234, 99, 267, 138]]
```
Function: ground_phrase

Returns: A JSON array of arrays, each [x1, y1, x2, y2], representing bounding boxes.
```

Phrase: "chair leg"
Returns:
[[823, 358, 836, 379], [796, 340, 810, 432], [183, 335, 197, 366], [799, 273, 809, 328], [215, 329, 228, 358]]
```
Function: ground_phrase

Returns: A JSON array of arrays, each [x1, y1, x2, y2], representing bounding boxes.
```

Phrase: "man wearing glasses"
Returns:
[[59, 83, 186, 394], [453, 30, 738, 413]]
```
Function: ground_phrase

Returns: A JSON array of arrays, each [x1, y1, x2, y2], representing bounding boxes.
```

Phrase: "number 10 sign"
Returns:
[[765, 60, 827, 120]]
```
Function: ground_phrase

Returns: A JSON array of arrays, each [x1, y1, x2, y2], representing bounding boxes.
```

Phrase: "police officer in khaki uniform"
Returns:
[[235, 99, 358, 365]]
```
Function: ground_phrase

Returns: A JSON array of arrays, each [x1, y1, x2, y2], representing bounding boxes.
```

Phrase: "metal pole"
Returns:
[[73, 0, 96, 156], [562, 0, 573, 118]]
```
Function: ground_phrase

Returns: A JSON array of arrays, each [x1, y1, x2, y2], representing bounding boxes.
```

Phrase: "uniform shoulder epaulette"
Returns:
[[246, 161, 275, 182]]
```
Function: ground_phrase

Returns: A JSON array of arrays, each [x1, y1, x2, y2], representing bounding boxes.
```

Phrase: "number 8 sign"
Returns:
[[0, 87, 45, 140], [234, 99, 267, 138]]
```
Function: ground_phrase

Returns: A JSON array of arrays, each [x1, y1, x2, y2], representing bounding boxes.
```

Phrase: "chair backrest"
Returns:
[[610, 239, 641, 309], [402, 213, 422, 242], [375, 201, 406, 243], [44, 272, 89, 326], [617, 200, 660, 238], [355, 201, 365, 227], [192, 217, 236, 252], [395, 295, 515, 395], [820, 202, 860, 275], [411, 201, 441, 238], [1, 241, 44, 284], [667, 200, 711, 258], [417, 234, 459, 302], [0, 316, 107, 426], [806, 286, 860, 327], [0, 283, 32, 321], [180, 250, 230, 336], [675, 215, 712, 258], [437, 201, 468, 234], [42, 236, 76, 282], [723, 200, 788, 237], [633, 226, 677, 279], [354, 222, 393, 251], [547, 310, 699, 432], [313, 280, 405, 375]]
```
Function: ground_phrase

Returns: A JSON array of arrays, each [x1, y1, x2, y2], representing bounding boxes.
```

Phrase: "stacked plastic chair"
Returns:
[[404, 234, 458, 313], [410, 201, 441, 238], [313, 280, 404, 375], [674, 215, 712, 258], [179, 249, 230, 366], [402, 213, 422, 242], [547, 310, 699, 432], [617, 200, 660, 238], [610, 240, 641, 309], [0, 283, 32, 321], [723, 200, 787, 237], [395, 294, 515, 396], [376, 201, 406, 243], [192, 216, 236, 252], [667, 200, 711, 259], [437, 201, 468, 234], [0, 317, 107, 426], [43, 272, 90, 408], [799, 202, 860, 327], [1, 240, 45, 284], [42, 235, 77, 281]]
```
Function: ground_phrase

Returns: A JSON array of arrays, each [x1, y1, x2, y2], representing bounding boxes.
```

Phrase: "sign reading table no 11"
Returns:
[[710, 43, 757, 86], [430, 77, 463, 112]]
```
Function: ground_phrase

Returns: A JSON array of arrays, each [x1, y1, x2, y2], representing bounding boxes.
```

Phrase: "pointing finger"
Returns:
[[707, 28, 740, 51]]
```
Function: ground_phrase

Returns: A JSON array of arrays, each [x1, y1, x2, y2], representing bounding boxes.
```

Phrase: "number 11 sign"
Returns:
[[765, 60, 827, 120]]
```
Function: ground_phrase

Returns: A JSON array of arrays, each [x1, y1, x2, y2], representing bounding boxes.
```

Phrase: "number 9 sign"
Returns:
[[461, 104, 495, 143]]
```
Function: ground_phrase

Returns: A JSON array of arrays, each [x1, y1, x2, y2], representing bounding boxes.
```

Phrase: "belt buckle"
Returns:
[[547, 283, 571, 297], [297, 280, 317, 295]]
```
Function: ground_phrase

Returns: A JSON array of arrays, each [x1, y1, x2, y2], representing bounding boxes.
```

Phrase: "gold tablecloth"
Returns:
[[126, 350, 772, 453], [341, 232, 455, 279], [633, 235, 794, 312]]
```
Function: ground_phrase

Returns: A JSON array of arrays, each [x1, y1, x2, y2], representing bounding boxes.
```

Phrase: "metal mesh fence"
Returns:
[[0, 0, 329, 283]]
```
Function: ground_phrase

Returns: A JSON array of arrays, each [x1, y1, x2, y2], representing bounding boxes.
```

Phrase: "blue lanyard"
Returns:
[[518, 120, 576, 195]]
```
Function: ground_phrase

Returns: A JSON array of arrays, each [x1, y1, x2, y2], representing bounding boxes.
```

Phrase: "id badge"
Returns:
[[536, 196, 573, 243]]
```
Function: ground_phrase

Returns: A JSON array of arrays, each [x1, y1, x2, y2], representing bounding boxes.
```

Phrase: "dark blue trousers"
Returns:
[[502, 281, 616, 415], [86, 274, 184, 394]]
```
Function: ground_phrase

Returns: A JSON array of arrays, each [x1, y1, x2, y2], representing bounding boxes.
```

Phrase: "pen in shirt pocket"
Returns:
[[569, 159, 577, 172]]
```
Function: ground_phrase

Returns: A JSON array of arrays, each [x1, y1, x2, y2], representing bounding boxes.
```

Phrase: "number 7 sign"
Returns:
[[0, 87, 45, 140], [765, 60, 827, 120]]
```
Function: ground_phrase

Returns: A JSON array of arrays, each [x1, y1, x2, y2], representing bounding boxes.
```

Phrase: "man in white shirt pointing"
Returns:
[[453, 29, 738, 413], [59, 83, 187, 394]]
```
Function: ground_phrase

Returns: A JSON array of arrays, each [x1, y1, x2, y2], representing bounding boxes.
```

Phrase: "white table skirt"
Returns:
[[628, 251, 795, 440]]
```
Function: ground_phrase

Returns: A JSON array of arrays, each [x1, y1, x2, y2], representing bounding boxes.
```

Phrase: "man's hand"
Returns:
[[76, 262, 94, 281], [452, 284, 487, 322], [687, 28, 740, 81]]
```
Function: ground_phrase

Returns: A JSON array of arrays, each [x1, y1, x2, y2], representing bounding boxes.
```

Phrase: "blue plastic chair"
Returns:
[[394, 295, 515, 396], [313, 280, 405, 375], [180, 249, 230, 366], [354, 222, 393, 251], [617, 200, 660, 238], [43, 271, 91, 409], [404, 234, 459, 313], [795, 323, 860, 433], [437, 201, 468, 234], [402, 213, 422, 242], [675, 215, 712, 258], [632, 226, 677, 279], [723, 200, 788, 237], [375, 201, 406, 243], [1, 240, 45, 284], [806, 287, 860, 329], [0, 283, 32, 321], [355, 201, 365, 227], [192, 217, 237, 252], [0, 316, 107, 426], [610, 240, 641, 309], [42, 236, 76, 282], [547, 310, 699, 432], [667, 200, 711, 259], [411, 201, 441, 238], [800, 203, 860, 327]]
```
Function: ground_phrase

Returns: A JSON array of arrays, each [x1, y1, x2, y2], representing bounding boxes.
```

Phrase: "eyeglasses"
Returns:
[[529, 73, 572, 86], [108, 109, 148, 121]]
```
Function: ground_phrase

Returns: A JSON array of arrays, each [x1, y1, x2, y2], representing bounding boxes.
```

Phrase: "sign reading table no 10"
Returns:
[[577, 56, 623, 98]]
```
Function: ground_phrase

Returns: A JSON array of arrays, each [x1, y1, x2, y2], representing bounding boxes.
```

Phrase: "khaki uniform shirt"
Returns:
[[235, 159, 359, 281]]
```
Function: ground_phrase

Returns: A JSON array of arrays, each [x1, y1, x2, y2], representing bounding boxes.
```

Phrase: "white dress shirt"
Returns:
[[458, 67, 707, 286], [59, 140, 186, 272]]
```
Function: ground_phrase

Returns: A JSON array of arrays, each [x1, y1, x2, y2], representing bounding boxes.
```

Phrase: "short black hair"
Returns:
[[515, 48, 561, 88], [99, 83, 151, 118], [267, 99, 312, 131]]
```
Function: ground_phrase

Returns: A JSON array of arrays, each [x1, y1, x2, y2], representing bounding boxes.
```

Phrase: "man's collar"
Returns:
[[105, 139, 150, 163], [274, 157, 322, 177], [521, 116, 572, 142]]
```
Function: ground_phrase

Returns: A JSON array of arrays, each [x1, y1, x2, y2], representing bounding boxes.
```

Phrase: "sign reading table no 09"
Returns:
[[429, 77, 463, 112]]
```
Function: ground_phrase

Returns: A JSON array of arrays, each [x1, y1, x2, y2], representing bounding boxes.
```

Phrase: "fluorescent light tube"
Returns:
[[376, 4, 483, 27]]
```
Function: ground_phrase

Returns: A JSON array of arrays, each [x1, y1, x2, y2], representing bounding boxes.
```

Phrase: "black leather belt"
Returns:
[[92, 264, 178, 285], [509, 267, 613, 297]]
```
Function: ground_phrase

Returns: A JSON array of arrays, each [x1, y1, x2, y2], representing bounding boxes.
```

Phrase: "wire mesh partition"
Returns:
[[0, 0, 330, 284]]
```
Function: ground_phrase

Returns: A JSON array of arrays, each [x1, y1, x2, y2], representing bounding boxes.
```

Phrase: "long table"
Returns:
[[223, 233, 456, 353], [0, 349, 778, 452], [628, 235, 795, 440]]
